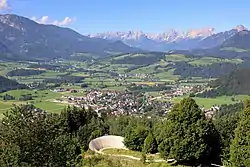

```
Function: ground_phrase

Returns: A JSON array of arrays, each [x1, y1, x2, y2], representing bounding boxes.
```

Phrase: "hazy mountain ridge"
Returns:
[[169, 29, 250, 60], [0, 14, 141, 60], [90, 25, 247, 52]]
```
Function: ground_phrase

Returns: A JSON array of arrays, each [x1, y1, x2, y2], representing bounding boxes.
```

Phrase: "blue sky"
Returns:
[[1, 0, 250, 34]]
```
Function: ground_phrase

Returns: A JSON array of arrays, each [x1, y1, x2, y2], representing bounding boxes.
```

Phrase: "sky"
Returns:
[[1, 0, 250, 34]]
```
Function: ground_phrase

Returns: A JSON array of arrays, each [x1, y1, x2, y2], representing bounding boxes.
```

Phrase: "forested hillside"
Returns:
[[197, 68, 250, 97], [210, 68, 250, 95], [1, 98, 249, 166], [0, 75, 27, 93], [221, 30, 250, 50]]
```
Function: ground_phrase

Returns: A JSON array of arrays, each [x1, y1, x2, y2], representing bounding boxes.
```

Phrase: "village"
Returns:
[[50, 83, 219, 117]]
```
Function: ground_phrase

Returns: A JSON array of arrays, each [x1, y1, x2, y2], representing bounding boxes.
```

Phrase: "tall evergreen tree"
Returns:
[[159, 97, 221, 166], [143, 131, 158, 154], [230, 100, 250, 167]]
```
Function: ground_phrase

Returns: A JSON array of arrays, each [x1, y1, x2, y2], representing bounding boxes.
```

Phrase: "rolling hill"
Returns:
[[0, 75, 27, 93], [207, 68, 250, 95], [221, 30, 250, 50], [171, 30, 250, 60], [110, 52, 166, 65], [0, 14, 141, 60]]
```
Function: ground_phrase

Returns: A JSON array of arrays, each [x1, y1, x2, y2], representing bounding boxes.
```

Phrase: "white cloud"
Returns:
[[0, 0, 9, 10], [53, 17, 76, 26], [31, 16, 76, 26], [39, 16, 49, 24]]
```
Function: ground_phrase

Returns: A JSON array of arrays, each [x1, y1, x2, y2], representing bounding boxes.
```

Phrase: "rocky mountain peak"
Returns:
[[0, 14, 37, 32], [186, 27, 216, 38], [234, 25, 247, 32]]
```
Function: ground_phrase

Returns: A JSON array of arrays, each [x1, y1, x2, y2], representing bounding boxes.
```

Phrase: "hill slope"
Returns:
[[208, 68, 250, 95], [0, 14, 141, 59], [221, 30, 250, 49], [0, 75, 27, 93], [171, 30, 250, 60]]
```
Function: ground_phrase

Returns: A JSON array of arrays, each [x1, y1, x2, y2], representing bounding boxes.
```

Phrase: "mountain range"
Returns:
[[90, 25, 248, 52], [0, 14, 141, 61], [0, 14, 249, 61]]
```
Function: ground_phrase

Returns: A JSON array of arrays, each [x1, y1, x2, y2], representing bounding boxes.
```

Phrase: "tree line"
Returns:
[[6, 69, 45, 77], [0, 76, 27, 93], [197, 68, 250, 97], [0, 98, 249, 167]]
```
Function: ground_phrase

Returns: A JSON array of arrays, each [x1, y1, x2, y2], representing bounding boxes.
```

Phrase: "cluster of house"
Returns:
[[54, 90, 173, 116], [53, 87, 79, 93], [50, 84, 220, 118], [118, 73, 151, 79], [162, 85, 193, 98], [203, 106, 220, 119]]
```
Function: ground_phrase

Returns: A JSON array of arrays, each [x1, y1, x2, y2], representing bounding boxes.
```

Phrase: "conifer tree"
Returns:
[[230, 100, 250, 167]]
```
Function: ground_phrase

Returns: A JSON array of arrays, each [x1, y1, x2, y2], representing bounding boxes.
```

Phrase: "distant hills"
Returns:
[[221, 30, 250, 49], [201, 68, 250, 96], [171, 30, 250, 60], [0, 14, 141, 60], [0, 14, 250, 62], [0, 76, 27, 93], [91, 25, 247, 52]]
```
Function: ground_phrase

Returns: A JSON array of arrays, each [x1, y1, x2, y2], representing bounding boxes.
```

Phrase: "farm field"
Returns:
[[173, 95, 249, 109], [0, 89, 69, 117], [0, 53, 247, 116]]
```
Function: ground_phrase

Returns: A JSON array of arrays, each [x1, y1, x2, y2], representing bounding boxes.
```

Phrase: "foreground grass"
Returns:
[[82, 153, 175, 167], [102, 148, 163, 161]]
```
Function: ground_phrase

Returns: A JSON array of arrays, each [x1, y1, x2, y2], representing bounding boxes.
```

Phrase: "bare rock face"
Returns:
[[235, 25, 247, 32]]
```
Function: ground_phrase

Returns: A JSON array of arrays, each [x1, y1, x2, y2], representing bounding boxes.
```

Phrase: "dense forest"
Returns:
[[43, 75, 85, 84], [1, 98, 249, 167], [0, 75, 27, 93], [7, 69, 45, 77], [111, 53, 165, 65], [197, 68, 250, 97], [172, 62, 239, 78]]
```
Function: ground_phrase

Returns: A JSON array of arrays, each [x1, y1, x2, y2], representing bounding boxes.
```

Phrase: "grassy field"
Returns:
[[165, 54, 190, 62], [0, 55, 248, 118], [172, 95, 249, 109], [0, 89, 69, 117], [220, 47, 248, 52], [189, 57, 243, 66], [153, 69, 179, 81], [83, 154, 177, 167], [34, 101, 66, 113], [102, 148, 163, 161]]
